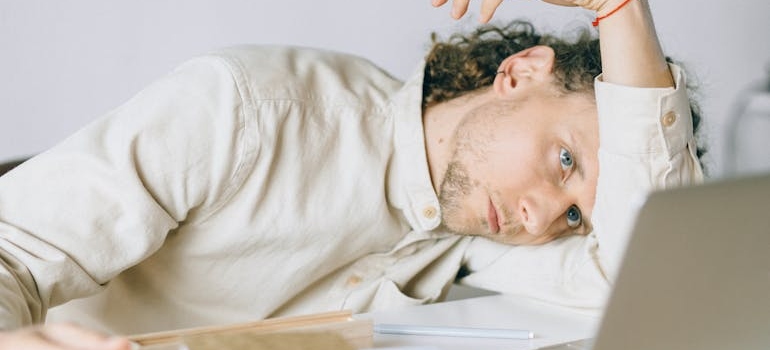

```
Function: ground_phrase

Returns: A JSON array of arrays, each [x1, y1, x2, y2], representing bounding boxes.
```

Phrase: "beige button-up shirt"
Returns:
[[0, 46, 702, 334]]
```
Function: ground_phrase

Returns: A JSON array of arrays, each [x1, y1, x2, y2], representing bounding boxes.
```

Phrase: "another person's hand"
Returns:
[[431, 0, 622, 23], [0, 323, 132, 350]]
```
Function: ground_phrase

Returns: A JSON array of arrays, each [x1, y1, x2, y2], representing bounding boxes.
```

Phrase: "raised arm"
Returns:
[[596, 0, 673, 87]]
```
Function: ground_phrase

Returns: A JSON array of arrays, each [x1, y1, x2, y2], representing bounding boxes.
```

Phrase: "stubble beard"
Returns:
[[438, 160, 475, 235], [436, 111, 490, 237], [438, 161, 525, 244], [436, 100, 512, 236]]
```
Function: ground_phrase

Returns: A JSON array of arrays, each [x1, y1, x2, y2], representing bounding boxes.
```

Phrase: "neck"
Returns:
[[422, 88, 494, 194]]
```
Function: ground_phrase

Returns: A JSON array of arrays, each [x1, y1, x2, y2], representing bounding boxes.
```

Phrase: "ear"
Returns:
[[493, 45, 555, 97]]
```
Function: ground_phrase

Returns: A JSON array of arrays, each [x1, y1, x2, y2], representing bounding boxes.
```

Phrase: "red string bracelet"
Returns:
[[592, 0, 634, 26]]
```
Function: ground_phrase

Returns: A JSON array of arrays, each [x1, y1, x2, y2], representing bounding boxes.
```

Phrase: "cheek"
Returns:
[[483, 138, 538, 180], [453, 110, 540, 190]]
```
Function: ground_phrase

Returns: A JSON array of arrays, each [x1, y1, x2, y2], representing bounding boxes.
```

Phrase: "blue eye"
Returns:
[[560, 148, 573, 171], [566, 205, 582, 228]]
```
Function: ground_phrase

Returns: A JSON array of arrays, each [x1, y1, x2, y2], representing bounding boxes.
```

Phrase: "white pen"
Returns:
[[374, 323, 534, 339]]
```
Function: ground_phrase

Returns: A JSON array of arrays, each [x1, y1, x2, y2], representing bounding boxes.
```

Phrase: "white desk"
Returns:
[[137, 294, 600, 350], [356, 294, 601, 350]]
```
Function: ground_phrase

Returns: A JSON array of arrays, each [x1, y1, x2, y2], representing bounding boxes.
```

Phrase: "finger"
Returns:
[[431, 0, 450, 7], [479, 0, 505, 23], [43, 323, 131, 350], [450, 0, 471, 19]]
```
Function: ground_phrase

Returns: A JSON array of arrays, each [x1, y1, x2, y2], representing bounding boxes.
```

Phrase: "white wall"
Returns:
[[2, 0, 769, 178]]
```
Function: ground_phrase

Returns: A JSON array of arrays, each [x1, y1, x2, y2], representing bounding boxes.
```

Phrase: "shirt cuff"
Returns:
[[595, 64, 693, 160]]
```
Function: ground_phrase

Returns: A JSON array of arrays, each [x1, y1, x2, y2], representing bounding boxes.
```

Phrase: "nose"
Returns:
[[517, 186, 571, 236]]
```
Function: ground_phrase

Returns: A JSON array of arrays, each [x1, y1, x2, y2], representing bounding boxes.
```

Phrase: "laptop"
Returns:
[[541, 173, 770, 350]]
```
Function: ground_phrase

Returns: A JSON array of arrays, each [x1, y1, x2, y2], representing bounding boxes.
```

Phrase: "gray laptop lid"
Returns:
[[590, 173, 770, 350]]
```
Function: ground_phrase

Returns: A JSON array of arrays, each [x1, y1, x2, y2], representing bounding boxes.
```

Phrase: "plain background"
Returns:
[[2, 0, 769, 178]]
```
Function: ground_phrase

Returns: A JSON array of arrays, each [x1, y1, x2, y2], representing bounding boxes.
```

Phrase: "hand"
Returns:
[[431, 0, 622, 23], [0, 323, 132, 350], [431, 0, 504, 23]]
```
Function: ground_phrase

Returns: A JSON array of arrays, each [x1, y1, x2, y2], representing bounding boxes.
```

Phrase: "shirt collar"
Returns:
[[387, 62, 442, 232]]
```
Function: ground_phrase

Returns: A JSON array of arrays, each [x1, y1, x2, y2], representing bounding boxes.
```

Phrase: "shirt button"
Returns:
[[661, 111, 677, 127], [422, 206, 438, 219], [346, 275, 362, 287]]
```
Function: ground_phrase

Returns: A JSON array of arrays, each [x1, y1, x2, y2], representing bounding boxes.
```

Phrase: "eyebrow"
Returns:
[[574, 151, 585, 181]]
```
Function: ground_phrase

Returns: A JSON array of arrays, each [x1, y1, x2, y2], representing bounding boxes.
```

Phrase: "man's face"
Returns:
[[437, 88, 599, 245]]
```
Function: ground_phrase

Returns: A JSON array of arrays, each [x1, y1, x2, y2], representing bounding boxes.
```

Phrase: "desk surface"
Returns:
[[356, 294, 601, 350], [138, 294, 601, 350]]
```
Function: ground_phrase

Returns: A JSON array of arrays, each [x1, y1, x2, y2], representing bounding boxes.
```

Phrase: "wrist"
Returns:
[[593, 0, 625, 16], [592, 0, 637, 27]]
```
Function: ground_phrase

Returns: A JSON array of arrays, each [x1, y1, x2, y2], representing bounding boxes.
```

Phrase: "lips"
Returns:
[[487, 199, 500, 234]]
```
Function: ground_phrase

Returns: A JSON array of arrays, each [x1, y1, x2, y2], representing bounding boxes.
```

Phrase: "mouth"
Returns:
[[487, 199, 500, 234]]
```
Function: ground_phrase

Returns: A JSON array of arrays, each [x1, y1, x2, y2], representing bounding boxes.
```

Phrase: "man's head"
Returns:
[[421, 21, 703, 245]]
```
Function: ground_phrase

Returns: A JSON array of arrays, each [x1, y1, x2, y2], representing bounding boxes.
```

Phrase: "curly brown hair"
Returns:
[[422, 20, 706, 161]]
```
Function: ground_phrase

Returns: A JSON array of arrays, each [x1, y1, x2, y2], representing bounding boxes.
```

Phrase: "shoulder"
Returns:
[[189, 45, 403, 104], [213, 45, 383, 73]]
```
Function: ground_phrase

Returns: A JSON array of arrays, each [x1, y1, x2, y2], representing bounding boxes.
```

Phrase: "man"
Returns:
[[0, 0, 703, 348]]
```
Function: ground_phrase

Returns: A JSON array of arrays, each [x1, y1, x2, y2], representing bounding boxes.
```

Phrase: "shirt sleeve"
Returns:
[[458, 64, 704, 310], [0, 55, 257, 329]]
